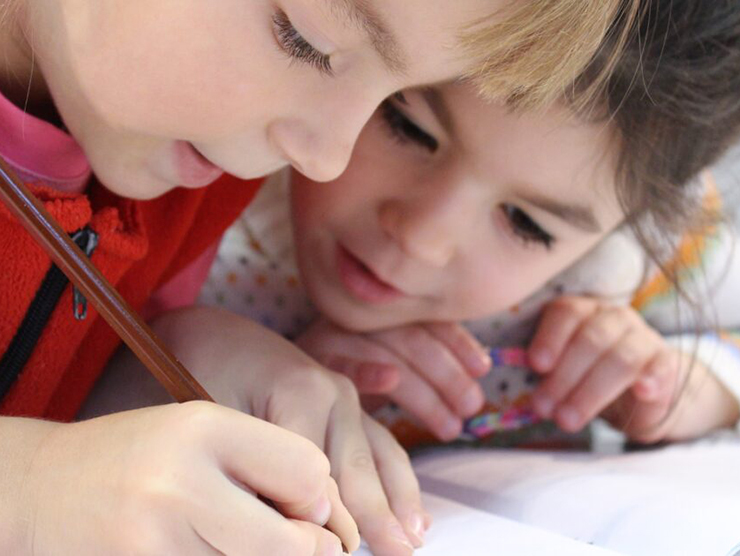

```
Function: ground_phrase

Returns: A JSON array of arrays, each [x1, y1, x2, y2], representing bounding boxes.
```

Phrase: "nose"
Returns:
[[379, 184, 472, 267], [267, 119, 355, 182], [267, 91, 378, 183]]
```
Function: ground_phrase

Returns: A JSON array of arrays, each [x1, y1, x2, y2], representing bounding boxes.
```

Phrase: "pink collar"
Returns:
[[0, 90, 90, 193]]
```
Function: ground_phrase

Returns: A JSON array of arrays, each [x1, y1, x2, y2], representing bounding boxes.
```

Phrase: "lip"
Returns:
[[174, 141, 224, 188], [336, 245, 406, 304]]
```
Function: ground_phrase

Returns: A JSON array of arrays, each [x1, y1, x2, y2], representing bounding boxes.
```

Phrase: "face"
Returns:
[[19, 0, 498, 199], [291, 83, 625, 331]]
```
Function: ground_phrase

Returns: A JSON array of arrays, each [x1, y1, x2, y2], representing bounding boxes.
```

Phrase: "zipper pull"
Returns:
[[71, 227, 99, 321]]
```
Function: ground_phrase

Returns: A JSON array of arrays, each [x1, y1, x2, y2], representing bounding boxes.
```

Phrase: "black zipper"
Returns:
[[0, 227, 98, 400]]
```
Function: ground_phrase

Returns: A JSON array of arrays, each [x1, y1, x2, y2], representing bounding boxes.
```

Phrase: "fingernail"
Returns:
[[533, 393, 554, 418], [557, 406, 582, 431], [312, 495, 332, 526], [390, 523, 415, 551], [461, 387, 484, 416], [440, 418, 462, 441], [638, 377, 658, 398], [469, 350, 492, 376], [406, 513, 426, 548]]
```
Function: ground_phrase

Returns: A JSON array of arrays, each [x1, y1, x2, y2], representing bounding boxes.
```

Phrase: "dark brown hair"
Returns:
[[577, 0, 740, 271], [577, 1, 740, 434]]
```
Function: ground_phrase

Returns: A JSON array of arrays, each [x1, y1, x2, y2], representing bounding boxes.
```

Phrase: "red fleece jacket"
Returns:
[[0, 175, 261, 421]]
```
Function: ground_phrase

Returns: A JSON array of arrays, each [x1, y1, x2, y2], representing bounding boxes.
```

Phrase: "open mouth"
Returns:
[[336, 245, 405, 304]]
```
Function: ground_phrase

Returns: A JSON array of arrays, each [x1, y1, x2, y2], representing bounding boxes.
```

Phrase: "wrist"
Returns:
[[0, 417, 61, 555], [664, 354, 740, 441]]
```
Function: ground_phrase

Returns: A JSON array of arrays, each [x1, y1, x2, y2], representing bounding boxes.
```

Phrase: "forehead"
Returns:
[[326, 0, 504, 84], [443, 84, 623, 219]]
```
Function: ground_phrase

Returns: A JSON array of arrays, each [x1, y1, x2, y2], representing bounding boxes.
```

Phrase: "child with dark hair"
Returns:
[[191, 0, 740, 454]]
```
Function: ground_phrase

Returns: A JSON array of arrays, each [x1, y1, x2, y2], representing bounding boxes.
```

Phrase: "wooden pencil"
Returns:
[[0, 155, 213, 403]]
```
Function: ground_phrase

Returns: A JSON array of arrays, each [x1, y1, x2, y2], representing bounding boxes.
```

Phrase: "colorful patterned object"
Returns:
[[462, 406, 540, 439], [489, 346, 529, 367], [461, 347, 542, 440]]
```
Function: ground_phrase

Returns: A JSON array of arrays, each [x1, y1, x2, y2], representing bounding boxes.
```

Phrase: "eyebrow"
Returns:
[[327, 0, 408, 75], [420, 88, 457, 139], [520, 193, 602, 233]]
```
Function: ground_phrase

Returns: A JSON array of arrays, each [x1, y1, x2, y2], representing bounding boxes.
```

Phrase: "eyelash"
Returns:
[[379, 99, 554, 250], [272, 10, 333, 76], [501, 204, 555, 250], [379, 98, 439, 153]]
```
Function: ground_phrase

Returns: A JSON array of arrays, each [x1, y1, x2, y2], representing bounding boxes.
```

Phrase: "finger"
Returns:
[[390, 368, 463, 441], [191, 472, 332, 556], [423, 322, 492, 377], [257, 378, 349, 527], [326, 392, 415, 556], [302, 324, 403, 395], [325, 477, 362, 553], [199, 404, 334, 515], [364, 415, 427, 548], [554, 328, 658, 432], [533, 307, 631, 418], [290, 520, 348, 556], [374, 327, 484, 418], [528, 297, 598, 372], [619, 350, 683, 442], [639, 355, 740, 442], [321, 355, 401, 394], [632, 349, 680, 402]]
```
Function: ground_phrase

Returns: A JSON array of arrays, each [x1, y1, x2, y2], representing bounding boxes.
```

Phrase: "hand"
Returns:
[[527, 296, 740, 442], [297, 319, 492, 442], [5, 404, 353, 556], [602, 350, 740, 443], [138, 307, 428, 554]]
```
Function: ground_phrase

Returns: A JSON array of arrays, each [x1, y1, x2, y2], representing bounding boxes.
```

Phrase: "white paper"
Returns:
[[411, 434, 740, 556], [355, 493, 622, 556]]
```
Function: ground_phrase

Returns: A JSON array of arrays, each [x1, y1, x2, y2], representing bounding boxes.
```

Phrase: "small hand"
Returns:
[[23, 403, 353, 556], [298, 319, 491, 442], [158, 307, 428, 554], [528, 296, 683, 438]]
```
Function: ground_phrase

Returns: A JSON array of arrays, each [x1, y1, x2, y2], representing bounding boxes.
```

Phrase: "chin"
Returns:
[[315, 297, 404, 333], [94, 168, 174, 201]]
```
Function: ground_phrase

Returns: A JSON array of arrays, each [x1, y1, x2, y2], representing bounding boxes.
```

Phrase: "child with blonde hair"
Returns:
[[0, 0, 640, 554]]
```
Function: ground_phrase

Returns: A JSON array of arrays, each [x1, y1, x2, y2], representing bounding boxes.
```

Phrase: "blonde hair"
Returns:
[[1, 0, 638, 112], [463, 0, 642, 110]]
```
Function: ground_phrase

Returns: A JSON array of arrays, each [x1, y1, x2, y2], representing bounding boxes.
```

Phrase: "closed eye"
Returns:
[[272, 10, 333, 76]]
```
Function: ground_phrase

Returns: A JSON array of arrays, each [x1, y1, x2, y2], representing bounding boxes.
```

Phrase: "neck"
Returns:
[[0, 0, 54, 120]]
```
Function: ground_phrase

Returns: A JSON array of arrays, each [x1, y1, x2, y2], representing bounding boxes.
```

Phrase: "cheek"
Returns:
[[454, 272, 533, 318], [450, 250, 577, 319], [290, 126, 408, 230], [65, 1, 275, 137], [291, 174, 349, 234]]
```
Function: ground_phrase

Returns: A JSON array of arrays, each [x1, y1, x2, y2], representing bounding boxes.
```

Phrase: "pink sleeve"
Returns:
[[141, 241, 220, 321]]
